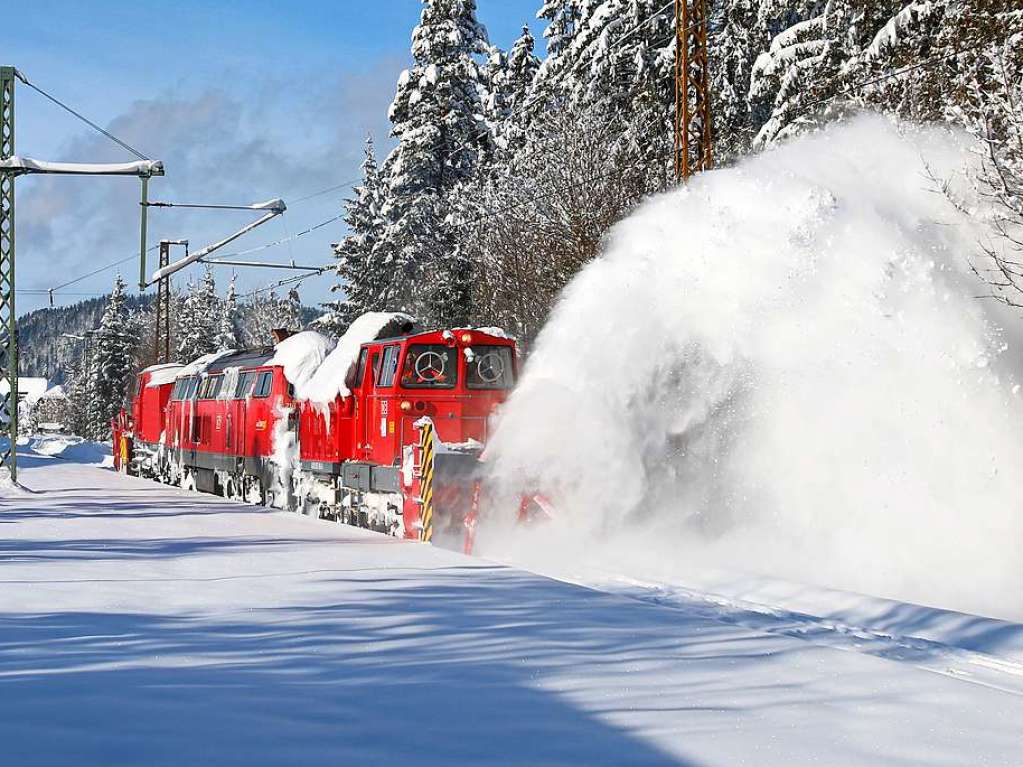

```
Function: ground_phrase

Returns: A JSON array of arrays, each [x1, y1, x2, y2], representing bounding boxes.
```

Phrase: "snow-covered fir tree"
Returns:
[[214, 275, 240, 351], [85, 276, 137, 441], [64, 356, 90, 438], [537, 0, 581, 59], [175, 267, 220, 363], [750, 1, 904, 148], [324, 138, 389, 335], [241, 290, 302, 347], [489, 25, 541, 157], [711, 0, 768, 160], [317, 0, 1022, 340], [380, 0, 492, 324]]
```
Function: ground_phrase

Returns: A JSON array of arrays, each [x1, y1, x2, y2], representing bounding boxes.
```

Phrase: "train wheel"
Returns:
[[243, 475, 265, 506], [231, 476, 248, 502]]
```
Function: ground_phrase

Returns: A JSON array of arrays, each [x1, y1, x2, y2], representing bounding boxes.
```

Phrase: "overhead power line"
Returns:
[[289, 178, 362, 205], [20, 33, 993, 307], [205, 213, 345, 262], [14, 69, 152, 161]]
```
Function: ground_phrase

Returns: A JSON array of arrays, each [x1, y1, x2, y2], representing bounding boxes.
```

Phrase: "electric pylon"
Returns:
[[674, 0, 713, 181], [155, 241, 172, 364], [1, 67, 18, 480]]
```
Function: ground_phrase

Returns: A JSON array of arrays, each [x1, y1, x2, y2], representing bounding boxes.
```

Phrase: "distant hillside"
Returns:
[[17, 295, 322, 385], [17, 295, 155, 385]]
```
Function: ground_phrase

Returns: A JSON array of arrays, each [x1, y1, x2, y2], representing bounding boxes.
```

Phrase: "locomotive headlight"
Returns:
[[399, 400, 413, 413], [460, 332, 473, 344]]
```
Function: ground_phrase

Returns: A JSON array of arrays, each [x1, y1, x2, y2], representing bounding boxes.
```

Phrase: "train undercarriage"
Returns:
[[127, 433, 482, 546]]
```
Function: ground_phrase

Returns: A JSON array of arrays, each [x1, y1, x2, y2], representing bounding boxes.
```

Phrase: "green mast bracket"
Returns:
[[0, 66, 18, 482], [0, 65, 164, 482]]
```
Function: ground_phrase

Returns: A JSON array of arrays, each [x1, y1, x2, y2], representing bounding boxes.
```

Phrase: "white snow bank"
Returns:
[[40, 385, 66, 399], [299, 312, 415, 404], [483, 115, 1023, 623], [23, 434, 111, 466], [143, 363, 185, 388], [269, 331, 336, 392], [4, 377, 48, 404]]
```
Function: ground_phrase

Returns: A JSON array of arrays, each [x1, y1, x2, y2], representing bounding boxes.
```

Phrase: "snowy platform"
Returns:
[[2, 454, 1022, 766]]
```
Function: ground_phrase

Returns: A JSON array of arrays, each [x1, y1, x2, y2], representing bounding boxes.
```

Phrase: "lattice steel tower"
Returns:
[[1, 67, 18, 481], [674, 0, 714, 181]]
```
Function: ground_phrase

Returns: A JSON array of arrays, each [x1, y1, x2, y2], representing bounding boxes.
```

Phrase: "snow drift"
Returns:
[[482, 116, 1023, 622]]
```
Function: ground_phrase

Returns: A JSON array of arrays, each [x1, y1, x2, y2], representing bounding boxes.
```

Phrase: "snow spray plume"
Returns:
[[481, 116, 1023, 622]]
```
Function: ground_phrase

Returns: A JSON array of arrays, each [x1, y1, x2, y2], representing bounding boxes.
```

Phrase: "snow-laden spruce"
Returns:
[[85, 275, 137, 441], [380, 0, 491, 325], [176, 267, 221, 364]]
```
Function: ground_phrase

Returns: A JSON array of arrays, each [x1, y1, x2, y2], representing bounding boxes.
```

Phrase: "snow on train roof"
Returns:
[[268, 331, 336, 392], [143, 363, 185, 388], [176, 350, 237, 377], [205, 348, 275, 373], [164, 313, 506, 402], [300, 312, 415, 405]]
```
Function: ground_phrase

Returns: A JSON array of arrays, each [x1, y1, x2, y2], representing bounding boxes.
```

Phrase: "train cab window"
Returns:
[[171, 378, 186, 400], [252, 371, 274, 398], [347, 348, 370, 391], [234, 371, 255, 399], [377, 346, 401, 388], [401, 344, 458, 389], [466, 346, 516, 390], [185, 376, 200, 400]]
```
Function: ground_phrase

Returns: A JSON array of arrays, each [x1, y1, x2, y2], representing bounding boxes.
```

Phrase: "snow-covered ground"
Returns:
[[2, 456, 1022, 766], [17, 434, 112, 466]]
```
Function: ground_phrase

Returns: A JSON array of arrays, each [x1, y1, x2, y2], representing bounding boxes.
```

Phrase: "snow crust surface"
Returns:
[[2, 458, 1023, 766], [484, 116, 1023, 622]]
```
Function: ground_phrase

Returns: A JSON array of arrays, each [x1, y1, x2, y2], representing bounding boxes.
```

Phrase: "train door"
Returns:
[[232, 371, 255, 458], [340, 347, 369, 460], [368, 344, 400, 465], [358, 348, 378, 459], [250, 369, 275, 456]]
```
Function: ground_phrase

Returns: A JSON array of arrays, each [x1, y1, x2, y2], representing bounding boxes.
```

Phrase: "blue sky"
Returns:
[[8, 1, 543, 316]]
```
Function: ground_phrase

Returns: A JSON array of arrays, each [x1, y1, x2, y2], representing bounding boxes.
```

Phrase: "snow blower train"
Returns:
[[112, 315, 519, 551]]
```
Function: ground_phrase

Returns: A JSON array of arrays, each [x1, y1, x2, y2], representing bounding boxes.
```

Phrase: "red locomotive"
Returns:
[[113, 316, 517, 546]]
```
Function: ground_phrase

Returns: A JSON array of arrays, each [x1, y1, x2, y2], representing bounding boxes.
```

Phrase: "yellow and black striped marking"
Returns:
[[419, 421, 435, 543]]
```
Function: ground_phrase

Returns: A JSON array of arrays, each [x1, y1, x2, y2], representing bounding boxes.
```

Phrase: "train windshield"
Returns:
[[466, 346, 515, 390], [400, 344, 458, 389]]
